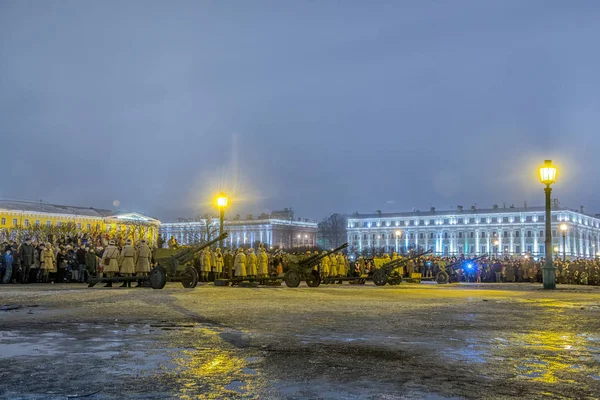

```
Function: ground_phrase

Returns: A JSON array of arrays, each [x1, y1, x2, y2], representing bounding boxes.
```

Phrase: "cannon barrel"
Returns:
[[299, 242, 349, 268], [380, 249, 433, 274], [156, 232, 229, 264]]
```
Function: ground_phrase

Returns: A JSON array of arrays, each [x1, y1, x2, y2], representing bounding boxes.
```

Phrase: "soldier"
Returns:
[[320, 251, 330, 278], [391, 252, 398, 261], [201, 248, 211, 282], [257, 245, 269, 279], [234, 247, 247, 278], [329, 253, 338, 278], [85, 247, 99, 278], [119, 239, 135, 287], [247, 248, 258, 278], [336, 252, 346, 282], [214, 248, 224, 279], [40, 243, 55, 283], [135, 240, 152, 287], [224, 249, 234, 279], [101, 240, 120, 287]]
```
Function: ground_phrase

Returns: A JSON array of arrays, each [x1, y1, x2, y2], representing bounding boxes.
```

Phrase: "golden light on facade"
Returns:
[[539, 160, 557, 186]]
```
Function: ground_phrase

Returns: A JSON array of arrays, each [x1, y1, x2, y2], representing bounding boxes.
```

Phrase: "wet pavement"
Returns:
[[1, 283, 599, 399]]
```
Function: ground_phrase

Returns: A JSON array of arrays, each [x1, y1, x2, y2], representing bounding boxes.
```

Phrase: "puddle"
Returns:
[[224, 380, 246, 393], [242, 368, 258, 375], [0, 343, 60, 357]]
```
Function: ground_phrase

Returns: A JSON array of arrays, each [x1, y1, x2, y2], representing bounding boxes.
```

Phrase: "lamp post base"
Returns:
[[542, 267, 556, 290]]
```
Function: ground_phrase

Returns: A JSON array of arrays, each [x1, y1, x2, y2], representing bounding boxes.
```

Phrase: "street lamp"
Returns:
[[216, 193, 228, 249], [539, 160, 558, 289], [494, 240, 499, 257], [560, 223, 567, 262], [395, 230, 401, 253]]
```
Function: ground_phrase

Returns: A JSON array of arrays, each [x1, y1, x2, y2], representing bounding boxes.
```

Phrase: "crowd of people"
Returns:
[[0, 236, 152, 287], [2, 235, 599, 287]]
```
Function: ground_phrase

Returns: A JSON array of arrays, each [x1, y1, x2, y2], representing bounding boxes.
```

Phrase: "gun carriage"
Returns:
[[435, 254, 488, 284], [371, 250, 433, 286]]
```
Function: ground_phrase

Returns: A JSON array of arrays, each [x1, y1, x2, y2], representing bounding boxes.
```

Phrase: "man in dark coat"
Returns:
[[19, 239, 35, 284]]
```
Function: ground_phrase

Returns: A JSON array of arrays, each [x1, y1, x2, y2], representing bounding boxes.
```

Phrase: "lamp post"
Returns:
[[395, 230, 401, 253], [539, 160, 558, 289], [560, 223, 567, 262], [494, 240, 499, 257], [216, 193, 228, 249]]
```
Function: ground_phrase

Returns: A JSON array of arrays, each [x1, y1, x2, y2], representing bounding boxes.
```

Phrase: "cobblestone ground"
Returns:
[[1, 283, 600, 399]]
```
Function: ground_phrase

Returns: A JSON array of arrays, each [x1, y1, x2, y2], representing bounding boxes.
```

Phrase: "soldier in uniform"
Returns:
[[135, 239, 152, 287], [19, 238, 34, 284], [224, 249, 234, 279], [40, 243, 55, 283], [119, 239, 135, 287], [336, 252, 346, 283], [234, 247, 247, 279], [257, 244, 269, 279], [247, 248, 258, 278], [214, 248, 224, 279], [200, 248, 211, 282], [101, 240, 120, 287], [329, 253, 338, 278], [320, 251, 330, 278]]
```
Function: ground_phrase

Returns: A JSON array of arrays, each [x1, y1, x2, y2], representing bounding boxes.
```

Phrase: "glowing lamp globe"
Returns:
[[216, 194, 228, 208], [539, 160, 557, 186], [560, 224, 568, 232]]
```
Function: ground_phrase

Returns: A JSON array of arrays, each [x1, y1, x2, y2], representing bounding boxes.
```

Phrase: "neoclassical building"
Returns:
[[160, 215, 318, 250], [347, 204, 600, 259]]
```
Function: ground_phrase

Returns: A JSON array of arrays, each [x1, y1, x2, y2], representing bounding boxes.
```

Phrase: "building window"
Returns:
[[24, 219, 29, 227], [492, 217, 498, 223], [12, 218, 18, 227], [481, 232, 486, 238], [87, 224, 91, 230], [77, 223, 81, 229], [363, 222, 368, 228], [443, 219, 449, 225], [469, 218, 475, 224], [516, 245, 521, 254], [458, 218, 464, 224], [514, 216, 521, 223], [363, 234, 367, 240], [35, 220, 40, 226], [480, 218, 486, 224], [443, 232, 448, 239], [96, 223, 100, 230], [503, 217, 509, 223], [429, 232, 434, 239], [57, 221, 62, 227], [0, 218, 4, 225], [492, 231, 497, 238], [429, 219, 435, 225], [539, 230, 544, 238], [458, 232, 463, 239], [419, 220, 425, 226], [526, 216, 533, 222], [469, 232, 474, 239], [46, 221, 51, 227], [515, 231, 520, 238], [527, 230, 532, 238], [419, 233, 424, 239], [539, 215, 545, 222]]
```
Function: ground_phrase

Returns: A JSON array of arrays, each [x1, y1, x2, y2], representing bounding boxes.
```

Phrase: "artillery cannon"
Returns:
[[372, 250, 433, 286], [149, 232, 229, 289], [283, 242, 349, 288], [435, 254, 488, 284]]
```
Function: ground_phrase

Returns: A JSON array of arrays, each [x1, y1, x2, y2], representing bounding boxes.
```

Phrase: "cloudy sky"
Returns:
[[1, 0, 599, 221]]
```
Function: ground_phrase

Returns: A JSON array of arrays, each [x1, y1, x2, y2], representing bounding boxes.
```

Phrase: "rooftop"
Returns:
[[0, 199, 159, 222]]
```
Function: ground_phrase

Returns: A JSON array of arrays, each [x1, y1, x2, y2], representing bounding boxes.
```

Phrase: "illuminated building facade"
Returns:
[[160, 216, 318, 249], [0, 200, 160, 245], [347, 204, 600, 259]]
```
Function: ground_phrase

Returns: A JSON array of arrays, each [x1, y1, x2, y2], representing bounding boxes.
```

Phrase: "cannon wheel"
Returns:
[[181, 266, 198, 288], [436, 271, 449, 284], [150, 266, 167, 289], [306, 270, 321, 288], [284, 271, 301, 288], [373, 269, 388, 286]]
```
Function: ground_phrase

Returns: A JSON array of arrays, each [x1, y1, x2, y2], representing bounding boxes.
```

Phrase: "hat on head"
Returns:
[[126, 239, 132, 245], [109, 240, 115, 245]]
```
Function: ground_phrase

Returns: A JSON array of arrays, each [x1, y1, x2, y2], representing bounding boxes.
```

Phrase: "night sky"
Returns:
[[1, 1, 599, 221]]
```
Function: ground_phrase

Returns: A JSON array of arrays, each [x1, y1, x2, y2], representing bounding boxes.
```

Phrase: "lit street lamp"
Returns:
[[395, 230, 402, 253], [216, 193, 228, 249], [494, 240, 499, 257], [539, 160, 558, 289], [560, 223, 568, 262]]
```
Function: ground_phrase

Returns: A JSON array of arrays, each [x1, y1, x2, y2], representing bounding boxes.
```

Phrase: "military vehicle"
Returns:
[[372, 250, 433, 286], [282, 242, 349, 287], [435, 254, 488, 284], [88, 232, 228, 289]]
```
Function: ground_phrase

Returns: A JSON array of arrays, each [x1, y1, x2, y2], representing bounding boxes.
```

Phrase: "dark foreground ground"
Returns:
[[1, 282, 599, 399]]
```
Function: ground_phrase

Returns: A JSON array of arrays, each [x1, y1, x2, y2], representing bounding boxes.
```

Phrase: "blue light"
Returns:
[[467, 263, 473, 269]]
